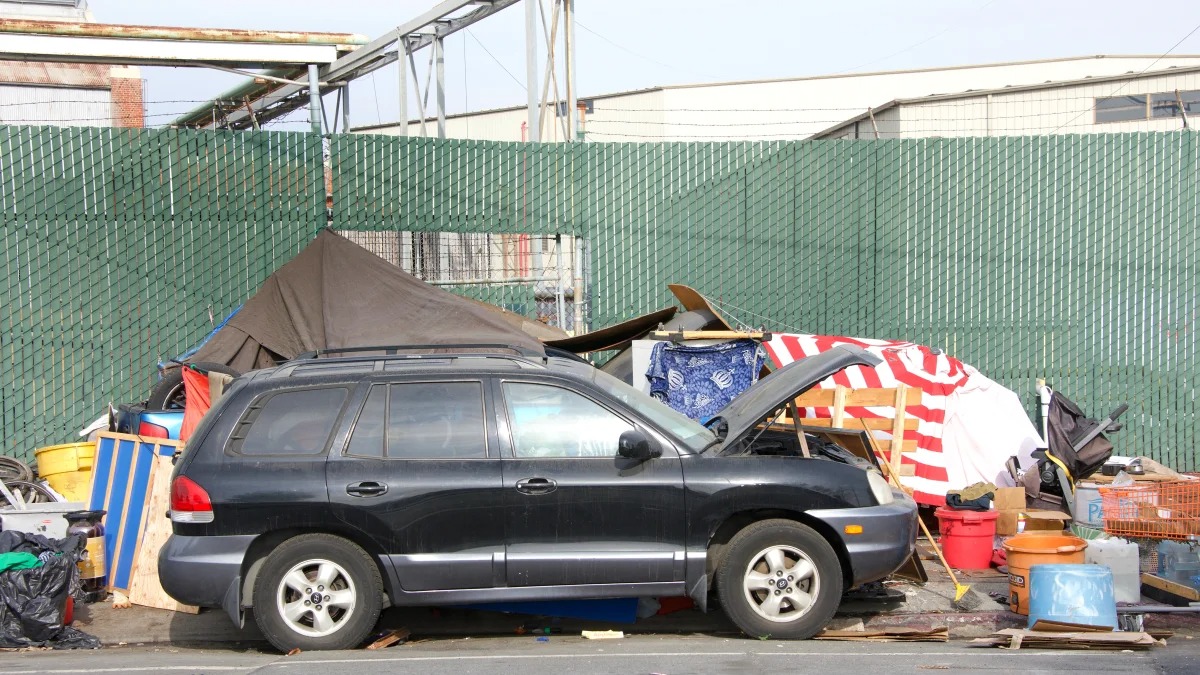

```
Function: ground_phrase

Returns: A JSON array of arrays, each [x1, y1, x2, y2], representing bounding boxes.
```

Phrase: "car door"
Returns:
[[326, 377, 507, 592], [494, 378, 687, 587]]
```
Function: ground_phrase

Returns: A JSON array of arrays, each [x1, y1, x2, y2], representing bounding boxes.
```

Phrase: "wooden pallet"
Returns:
[[784, 384, 921, 476]]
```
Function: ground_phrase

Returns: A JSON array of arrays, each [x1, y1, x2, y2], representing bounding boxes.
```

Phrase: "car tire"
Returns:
[[252, 534, 383, 652], [147, 362, 240, 410], [715, 519, 842, 640]]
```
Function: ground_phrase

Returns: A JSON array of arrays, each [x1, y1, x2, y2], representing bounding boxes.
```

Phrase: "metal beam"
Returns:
[[434, 36, 446, 138], [524, 0, 539, 142], [342, 81, 351, 133], [1, 33, 340, 68], [565, 0, 577, 141], [0, 19, 368, 46], [307, 64, 322, 134], [201, 0, 522, 130], [397, 45, 408, 136]]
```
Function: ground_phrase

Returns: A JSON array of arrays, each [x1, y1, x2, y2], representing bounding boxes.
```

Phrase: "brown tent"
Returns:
[[191, 229, 555, 371]]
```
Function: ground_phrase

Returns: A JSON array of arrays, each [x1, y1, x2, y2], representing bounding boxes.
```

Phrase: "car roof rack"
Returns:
[[292, 344, 544, 361]]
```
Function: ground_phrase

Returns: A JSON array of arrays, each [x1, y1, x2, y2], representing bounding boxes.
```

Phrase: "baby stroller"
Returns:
[[1020, 388, 1128, 516]]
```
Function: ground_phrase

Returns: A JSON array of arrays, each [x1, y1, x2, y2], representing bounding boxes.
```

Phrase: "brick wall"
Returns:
[[109, 66, 144, 128]]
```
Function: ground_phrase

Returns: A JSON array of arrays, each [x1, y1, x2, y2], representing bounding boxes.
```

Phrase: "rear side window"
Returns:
[[231, 387, 348, 456], [344, 381, 487, 459]]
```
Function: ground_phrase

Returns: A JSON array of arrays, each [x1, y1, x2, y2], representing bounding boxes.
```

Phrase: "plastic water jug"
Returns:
[[1073, 482, 1104, 528], [1084, 537, 1140, 604], [1157, 541, 1200, 590]]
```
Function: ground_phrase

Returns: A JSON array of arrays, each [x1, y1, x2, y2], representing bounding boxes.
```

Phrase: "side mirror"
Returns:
[[618, 430, 661, 461]]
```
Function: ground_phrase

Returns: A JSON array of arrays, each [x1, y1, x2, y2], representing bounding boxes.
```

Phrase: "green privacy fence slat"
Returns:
[[333, 132, 1199, 471], [1, 126, 324, 460], [2, 126, 1197, 472]]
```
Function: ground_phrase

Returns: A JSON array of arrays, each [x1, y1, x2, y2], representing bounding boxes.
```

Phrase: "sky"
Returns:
[[85, 0, 1200, 130]]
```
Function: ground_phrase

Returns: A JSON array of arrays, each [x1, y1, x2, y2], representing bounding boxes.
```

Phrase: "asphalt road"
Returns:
[[7, 635, 1200, 675]]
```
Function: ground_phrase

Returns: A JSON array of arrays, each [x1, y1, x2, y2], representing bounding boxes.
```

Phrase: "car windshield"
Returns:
[[588, 367, 716, 453]]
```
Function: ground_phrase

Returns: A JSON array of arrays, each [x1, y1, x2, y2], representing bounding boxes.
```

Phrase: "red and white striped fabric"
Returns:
[[765, 333, 1041, 506]]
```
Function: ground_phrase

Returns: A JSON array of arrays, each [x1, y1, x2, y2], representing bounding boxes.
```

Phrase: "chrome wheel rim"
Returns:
[[742, 544, 820, 623], [275, 558, 357, 638]]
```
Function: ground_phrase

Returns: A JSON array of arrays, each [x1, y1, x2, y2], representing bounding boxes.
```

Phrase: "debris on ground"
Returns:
[[366, 628, 411, 650]]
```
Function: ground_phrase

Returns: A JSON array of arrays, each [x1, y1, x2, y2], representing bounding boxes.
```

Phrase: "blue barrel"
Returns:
[[1027, 564, 1117, 629]]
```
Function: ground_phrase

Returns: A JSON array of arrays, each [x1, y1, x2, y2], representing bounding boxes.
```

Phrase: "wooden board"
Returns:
[[795, 387, 922, 408], [1141, 573, 1200, 603], [1088, 472, 1182, 484], [786, 417, 919, 434], [126, 454, 199, 613], [649, 330, 768, 341]]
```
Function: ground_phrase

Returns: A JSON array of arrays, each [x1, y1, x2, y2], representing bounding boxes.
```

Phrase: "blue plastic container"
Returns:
[[1027, 564, 1117, 630]]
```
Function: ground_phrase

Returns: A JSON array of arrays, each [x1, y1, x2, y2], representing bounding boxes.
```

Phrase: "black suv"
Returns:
[[160, 344, 917, 651]]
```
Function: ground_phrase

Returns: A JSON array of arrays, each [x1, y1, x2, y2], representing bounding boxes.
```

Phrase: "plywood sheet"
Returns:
[[127, 454, 198, 613]]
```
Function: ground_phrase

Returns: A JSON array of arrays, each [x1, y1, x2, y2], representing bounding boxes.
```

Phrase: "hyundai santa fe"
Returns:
[[160, 344, 917, 651]]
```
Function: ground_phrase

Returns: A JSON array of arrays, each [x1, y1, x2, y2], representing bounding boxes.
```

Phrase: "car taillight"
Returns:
[[170, 476, 214, 523], [138, 422, 170, 439]]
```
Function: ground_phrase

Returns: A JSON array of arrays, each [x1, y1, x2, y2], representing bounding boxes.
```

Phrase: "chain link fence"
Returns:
[[1, 126, 1197, 471]]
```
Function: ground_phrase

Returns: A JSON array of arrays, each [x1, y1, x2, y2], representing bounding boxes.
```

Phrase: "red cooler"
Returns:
[[934, 507, 998, 570]]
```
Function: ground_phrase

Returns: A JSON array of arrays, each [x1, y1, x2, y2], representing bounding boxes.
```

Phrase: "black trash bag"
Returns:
[[0, 532, 100, 649]]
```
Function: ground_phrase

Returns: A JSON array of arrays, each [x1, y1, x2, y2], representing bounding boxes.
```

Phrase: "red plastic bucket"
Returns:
[[935, 507, 999, 570]]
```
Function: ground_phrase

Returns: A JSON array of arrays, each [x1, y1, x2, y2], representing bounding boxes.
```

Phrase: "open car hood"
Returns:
[[711, 345, 883, 445]]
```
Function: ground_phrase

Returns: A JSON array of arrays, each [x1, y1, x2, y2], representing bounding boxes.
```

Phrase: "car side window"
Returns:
[[345, 385, 386, 458], [232, 387, 348, 456], [502, 382, 633, 458], [384, 382, 487, 459]]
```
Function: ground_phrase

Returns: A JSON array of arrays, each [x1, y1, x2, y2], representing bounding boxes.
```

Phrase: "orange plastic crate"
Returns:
[[1100, 480, 1200, 541]]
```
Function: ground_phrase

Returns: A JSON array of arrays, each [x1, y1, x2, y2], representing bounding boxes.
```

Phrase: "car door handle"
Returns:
[[515, 477, 556, 495], [346, 481, 388, 497]]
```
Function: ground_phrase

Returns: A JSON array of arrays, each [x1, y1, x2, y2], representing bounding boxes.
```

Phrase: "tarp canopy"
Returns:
[[191, 229, 553, 371], [766, 333, 1044, 507]]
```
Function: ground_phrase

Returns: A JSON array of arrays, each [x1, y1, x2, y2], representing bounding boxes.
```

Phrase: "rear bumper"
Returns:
[[159, 534, 254, 625], [808, 491, 918, 587]]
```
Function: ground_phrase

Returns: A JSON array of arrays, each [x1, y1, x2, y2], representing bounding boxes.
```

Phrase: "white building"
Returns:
[[0, 0, 144, 128], [353, 55, 1200, 142], [815, 66, 1200, 139]]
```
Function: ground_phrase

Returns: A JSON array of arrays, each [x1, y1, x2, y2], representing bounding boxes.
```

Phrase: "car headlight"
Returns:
[[867, 470, 894, 505]]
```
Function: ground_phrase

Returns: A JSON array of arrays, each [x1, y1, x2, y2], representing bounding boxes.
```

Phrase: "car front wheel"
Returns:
[[252, 534, 383, 652], [715, 519, 842, 640]]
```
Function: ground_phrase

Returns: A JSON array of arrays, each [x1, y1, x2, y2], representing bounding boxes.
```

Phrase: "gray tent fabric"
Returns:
[[191, 229, 549, 372]]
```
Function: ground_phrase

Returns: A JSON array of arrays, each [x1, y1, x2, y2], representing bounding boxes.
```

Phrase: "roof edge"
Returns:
[[812, 63, 1200, 138]]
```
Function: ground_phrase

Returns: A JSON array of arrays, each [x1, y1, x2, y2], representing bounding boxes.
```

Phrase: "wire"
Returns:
[[575, 20, 717, 81], [465, 27, 527, 92], [834, 0, 997, 74], [370, 71, 383, 126]]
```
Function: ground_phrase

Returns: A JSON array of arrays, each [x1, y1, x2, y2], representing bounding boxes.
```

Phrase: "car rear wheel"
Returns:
[[253, 534, 382, 652], [715, 519, 842, 640], [147, 361, 241, 410]]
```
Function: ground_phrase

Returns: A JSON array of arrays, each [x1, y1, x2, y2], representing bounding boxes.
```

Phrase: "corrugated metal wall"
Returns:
[[0, 85, 111, 127], [2, 126, 1198, 473]]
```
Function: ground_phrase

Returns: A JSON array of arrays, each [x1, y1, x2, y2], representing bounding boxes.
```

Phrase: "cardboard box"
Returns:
[[996, 509, 1071, 536], [993, 487, 1026, 511], [997, 510, 1021, 536], [1025, 510, 1071, 531]]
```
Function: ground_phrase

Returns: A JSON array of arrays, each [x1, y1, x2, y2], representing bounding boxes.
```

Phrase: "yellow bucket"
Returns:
[[34, 441, 95, 502]]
